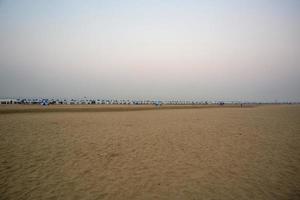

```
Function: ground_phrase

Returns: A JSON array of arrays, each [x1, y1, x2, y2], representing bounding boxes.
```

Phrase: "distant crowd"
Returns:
[[0, 98, 220, 106], [0, 98, 296, 106]]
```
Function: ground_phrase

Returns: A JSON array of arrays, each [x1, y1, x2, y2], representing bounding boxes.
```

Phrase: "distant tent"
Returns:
[[41, 99, 49, 106]]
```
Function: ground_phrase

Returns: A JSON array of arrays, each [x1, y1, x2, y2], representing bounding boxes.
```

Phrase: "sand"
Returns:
[[0, 105, 299, 199], [0, 104, 246, 114]]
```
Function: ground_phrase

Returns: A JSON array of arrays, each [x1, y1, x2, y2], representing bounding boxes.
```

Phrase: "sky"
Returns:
[[0, 0, 299, 102]]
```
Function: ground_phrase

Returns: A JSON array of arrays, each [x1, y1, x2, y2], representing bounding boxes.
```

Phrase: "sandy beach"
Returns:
[[0, 105, 299, 199], [0, 104, 247, 114]]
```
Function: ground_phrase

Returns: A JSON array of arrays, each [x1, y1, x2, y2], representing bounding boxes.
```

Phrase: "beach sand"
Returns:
[[0, 105, 299, 199]]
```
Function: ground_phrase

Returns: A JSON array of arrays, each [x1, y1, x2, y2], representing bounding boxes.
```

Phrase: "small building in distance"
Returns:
[[0, 98, 17, 104]]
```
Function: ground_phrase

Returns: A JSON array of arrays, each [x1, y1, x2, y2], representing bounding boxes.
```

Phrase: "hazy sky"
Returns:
[[0, 0, 299, 101]]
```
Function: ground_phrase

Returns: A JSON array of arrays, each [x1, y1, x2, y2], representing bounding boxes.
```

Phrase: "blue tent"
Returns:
[[41, 99, 49, 106]]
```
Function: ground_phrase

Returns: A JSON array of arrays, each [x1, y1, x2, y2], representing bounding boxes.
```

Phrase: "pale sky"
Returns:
[[0, 0, 299, 101]]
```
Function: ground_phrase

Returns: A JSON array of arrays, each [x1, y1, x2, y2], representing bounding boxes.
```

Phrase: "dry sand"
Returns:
[[0, 105, 299, 200], [0, 104, 246, 114]]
